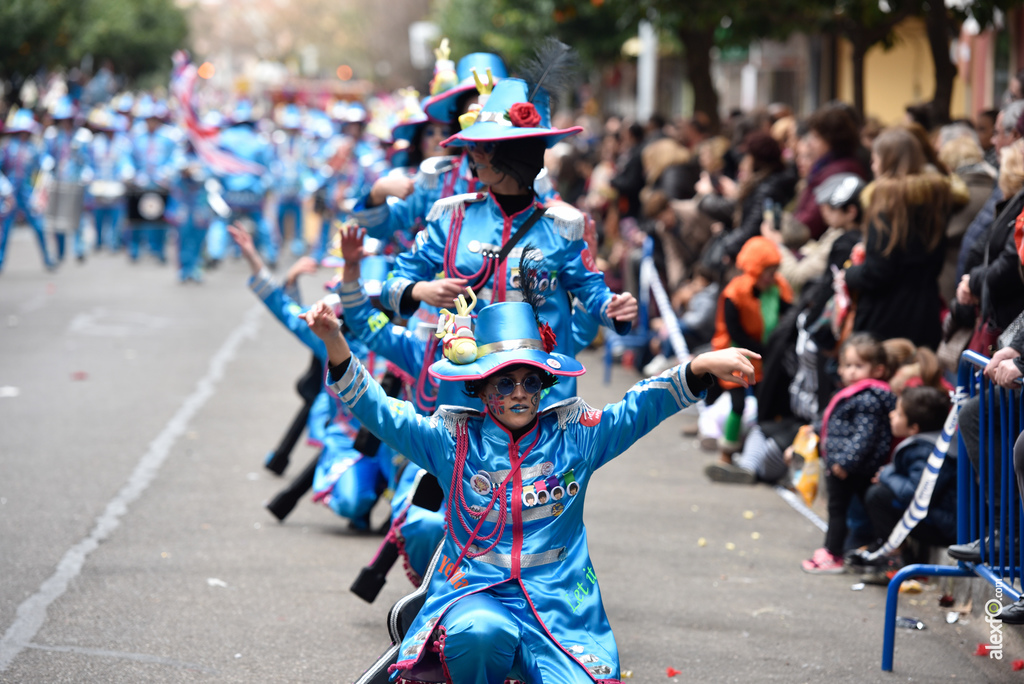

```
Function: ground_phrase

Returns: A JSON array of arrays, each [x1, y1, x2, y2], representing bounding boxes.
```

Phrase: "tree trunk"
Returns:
[[679, 26, 720, 134], [850, 34, 867, 122], [923, 0, 955, 127]]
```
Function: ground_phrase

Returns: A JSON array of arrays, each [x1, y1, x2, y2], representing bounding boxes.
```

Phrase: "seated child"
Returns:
[[802, 333, 897, 574], [863, 386, 956, 564]]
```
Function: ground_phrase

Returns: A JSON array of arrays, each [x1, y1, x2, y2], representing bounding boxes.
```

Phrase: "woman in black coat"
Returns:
[[845, 128, 955, 349]]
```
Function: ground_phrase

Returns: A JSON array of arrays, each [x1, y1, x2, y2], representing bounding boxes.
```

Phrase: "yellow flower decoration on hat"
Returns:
[[430, 39, 458, 96]]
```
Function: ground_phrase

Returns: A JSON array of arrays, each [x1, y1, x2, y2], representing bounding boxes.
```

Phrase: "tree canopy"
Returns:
[[0, 0, 188, 81]]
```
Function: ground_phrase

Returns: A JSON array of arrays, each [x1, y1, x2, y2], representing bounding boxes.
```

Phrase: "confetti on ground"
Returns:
[[690, 505, 699, 512], [666, 667, 681, 677], [621, 671, 633, 679], [725, 542, 736, 550], [975, 643, 991, 656], [851, 583, 865, 591], [743, 510, 755, 519], [207, 578, 228, 588], [939, 594, 955, 607], [71, 371, 88, 381], [946, 612, 959, 624], [0, 386, 20, 398], [751, 532, 761, 540], [697, 538, 707, 547], [1012, 660, 1024, 671], [899, 580, 923, 594]]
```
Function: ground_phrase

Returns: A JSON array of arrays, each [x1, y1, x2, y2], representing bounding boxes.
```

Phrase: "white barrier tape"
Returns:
[[639, 256, 689, 360], [863, 389, 966, 561]]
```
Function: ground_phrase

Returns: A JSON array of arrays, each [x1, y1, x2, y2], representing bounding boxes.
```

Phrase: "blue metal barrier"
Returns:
[[882, 350, 1023, 671]]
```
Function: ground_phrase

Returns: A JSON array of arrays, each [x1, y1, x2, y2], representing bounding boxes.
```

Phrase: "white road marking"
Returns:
[[0, 305, 262, 672]]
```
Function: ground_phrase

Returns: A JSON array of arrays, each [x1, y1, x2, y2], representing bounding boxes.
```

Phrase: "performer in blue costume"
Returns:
[[304, 294, 757, 683], [378, 62, 637, 407], [229, 224, 393, 528], [127, 99, 179, 263], [206, 101, 276, 267], [270, 103, 314, 256], [43, 96, 90, 262], [174, 141, 214, 282], [0, 109, 55, 271], [83, 107, 134, 252]]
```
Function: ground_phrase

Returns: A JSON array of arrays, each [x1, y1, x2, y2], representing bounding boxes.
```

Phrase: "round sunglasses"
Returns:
[[491, 374, 543, 396]]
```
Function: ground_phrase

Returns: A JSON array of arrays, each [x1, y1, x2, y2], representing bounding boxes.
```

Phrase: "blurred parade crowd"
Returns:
[[7, 36, 1024, 678]]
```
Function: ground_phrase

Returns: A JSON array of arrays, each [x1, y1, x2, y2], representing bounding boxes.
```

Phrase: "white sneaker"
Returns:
[[642, 354, 676, 377]]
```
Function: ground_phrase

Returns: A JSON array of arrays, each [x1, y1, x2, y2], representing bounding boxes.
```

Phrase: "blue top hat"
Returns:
[[429, 301, 584, 381], [278, 104, 302, 129], [51, 96, 76, 121], [230, 100, 255, 124], [440, 77, 581, 149], [152, 100, 170, 120], [132, 95, 156, 120], [5, 109, 38, 135], [391, 96, 432, 143], [424, 53, 508, 124], [342, 102, 369, 124], [114, 93, 135, 114]]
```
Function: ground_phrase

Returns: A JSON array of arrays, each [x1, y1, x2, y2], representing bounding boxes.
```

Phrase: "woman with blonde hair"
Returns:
[[844, 127, 956, 348]]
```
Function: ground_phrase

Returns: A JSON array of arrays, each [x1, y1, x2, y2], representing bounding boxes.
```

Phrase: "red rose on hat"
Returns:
[[508, 102, 541, 128]]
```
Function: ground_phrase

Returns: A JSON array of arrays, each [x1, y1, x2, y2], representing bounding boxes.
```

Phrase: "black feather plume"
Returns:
[[517, 38, 580, 106], [516, 242, 546, 321]]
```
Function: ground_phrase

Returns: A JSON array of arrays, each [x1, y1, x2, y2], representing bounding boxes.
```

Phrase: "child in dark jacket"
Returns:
[[865, 386, 956, 550], [802, 333, 897, 573]]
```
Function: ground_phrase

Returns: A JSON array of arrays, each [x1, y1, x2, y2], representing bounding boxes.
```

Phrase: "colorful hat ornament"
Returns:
[[429, 301, 584, 381], [442, 39, 581, 149], [436, 288, 479, 365], [429, 39, 459, 97], [457, 67, 497, 131], [390, 89, 429, 143], [5, 108, 38, 135], [424, 52, 509, 124]]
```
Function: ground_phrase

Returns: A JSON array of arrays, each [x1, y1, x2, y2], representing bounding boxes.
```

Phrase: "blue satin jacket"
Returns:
[[350, 152, 558, 245], [329, 356, 705, 682], [379, 191, 626, 404]]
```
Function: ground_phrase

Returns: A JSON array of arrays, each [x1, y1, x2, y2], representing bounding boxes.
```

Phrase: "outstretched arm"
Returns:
[[576, 348, 760, 470]]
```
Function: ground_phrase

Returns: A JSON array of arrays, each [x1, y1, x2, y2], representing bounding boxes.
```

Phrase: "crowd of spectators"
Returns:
[[550, 91, 1024, 579]]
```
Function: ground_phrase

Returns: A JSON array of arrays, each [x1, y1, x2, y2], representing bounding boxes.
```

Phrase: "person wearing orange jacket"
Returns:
[[711, 235, 793, 462]]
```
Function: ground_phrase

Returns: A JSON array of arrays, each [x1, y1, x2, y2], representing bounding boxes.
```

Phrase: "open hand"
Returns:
[[339, 225, 367, 263], [689, 348, 760, 388], [412, 278, 471, 308], [606, 293, 638, 322]]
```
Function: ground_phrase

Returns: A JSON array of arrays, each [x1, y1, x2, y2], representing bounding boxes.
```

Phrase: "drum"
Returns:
[[45, 181, 85, 233], [88, 180, 126, 207], [127, 188, 170, 225]]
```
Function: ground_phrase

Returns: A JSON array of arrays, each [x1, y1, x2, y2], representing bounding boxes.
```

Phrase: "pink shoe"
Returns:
[[801, 547, 845, 574]]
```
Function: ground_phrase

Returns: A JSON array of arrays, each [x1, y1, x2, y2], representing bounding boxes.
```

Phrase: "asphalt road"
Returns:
[[0, 226, 1019, 683]]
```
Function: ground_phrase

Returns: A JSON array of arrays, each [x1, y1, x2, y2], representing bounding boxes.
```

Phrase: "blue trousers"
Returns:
[[178, 218, 207, 281], [128, 225, 167, 261], [313, 446, 382, 527], [92, 205, 123, 250], [438, 583, 598, 684], [207, 211, 277, 264], [0, 207, 53, 270], [277, 199, 304, 255]]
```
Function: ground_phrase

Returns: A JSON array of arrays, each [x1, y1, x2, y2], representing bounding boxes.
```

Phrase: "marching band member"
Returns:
[[0, 109, 55, 272], [270, 103, 315, 257], [43, 96, 90, 262], [127, 98, 178, 263], [84, 107, 134, 252]]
